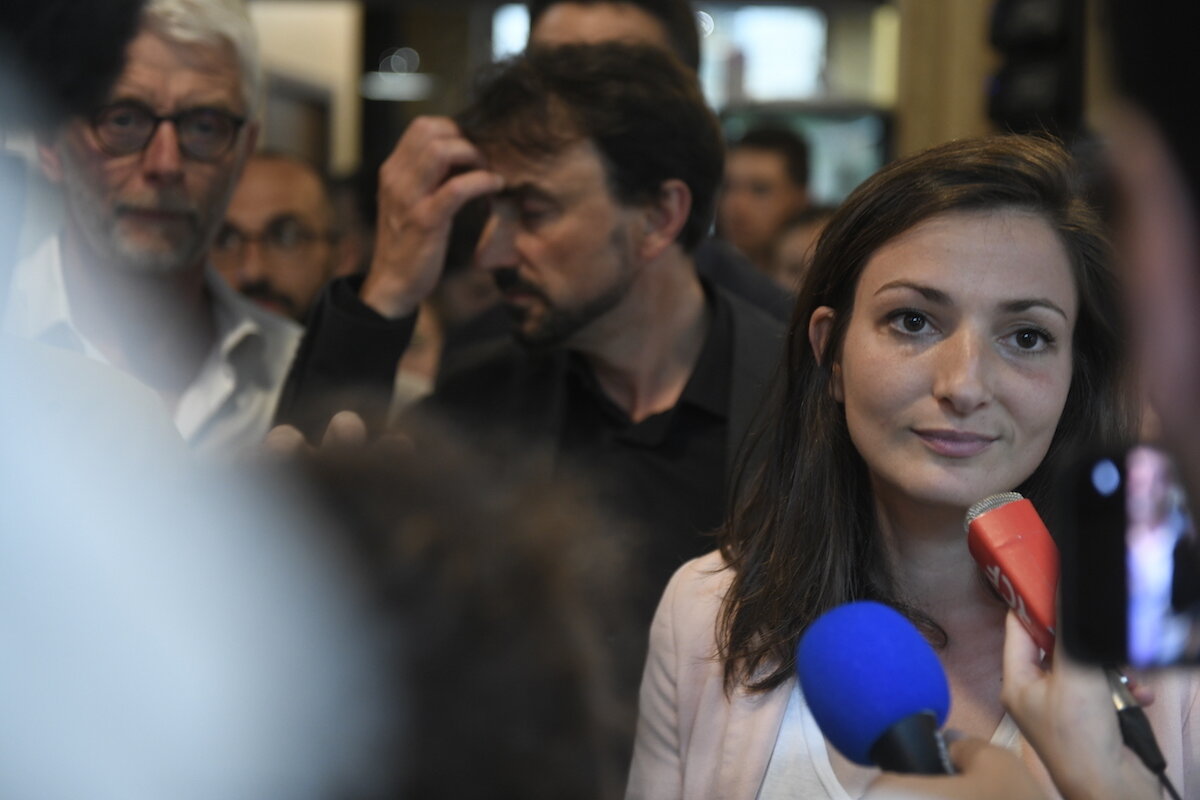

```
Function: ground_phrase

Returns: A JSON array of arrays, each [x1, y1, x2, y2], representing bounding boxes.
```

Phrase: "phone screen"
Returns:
[[1061, 445, 1200, 667]]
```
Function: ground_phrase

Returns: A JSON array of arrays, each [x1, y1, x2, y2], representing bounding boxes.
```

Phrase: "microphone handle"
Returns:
[[868, 711, 955, 775]]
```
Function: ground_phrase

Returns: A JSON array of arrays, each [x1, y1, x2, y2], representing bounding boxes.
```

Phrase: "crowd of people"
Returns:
[[1, 0, 1198, 797]]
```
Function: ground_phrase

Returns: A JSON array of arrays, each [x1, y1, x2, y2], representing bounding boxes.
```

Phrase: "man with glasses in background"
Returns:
[[213, 152, 358, 323], [2, 0, 303, 455]]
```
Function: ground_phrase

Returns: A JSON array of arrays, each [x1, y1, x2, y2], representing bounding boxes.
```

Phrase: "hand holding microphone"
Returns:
[[967, 492, 1176, 800], [797, 601, 1049, 799], [964, 492, 1058, 656]]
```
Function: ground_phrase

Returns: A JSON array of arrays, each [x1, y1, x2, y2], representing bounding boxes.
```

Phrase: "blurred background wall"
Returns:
[[245, 0, 1108, 205]]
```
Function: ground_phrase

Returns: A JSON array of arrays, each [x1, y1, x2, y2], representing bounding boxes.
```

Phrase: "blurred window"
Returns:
[[493, 4, 530, 61], [697, 5, 826, 109], [490, 3, 827, 110]]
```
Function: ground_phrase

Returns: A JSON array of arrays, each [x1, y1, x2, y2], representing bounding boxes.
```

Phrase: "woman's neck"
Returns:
[[871, 487, 998, 619], [871, 485, 1012, 742]]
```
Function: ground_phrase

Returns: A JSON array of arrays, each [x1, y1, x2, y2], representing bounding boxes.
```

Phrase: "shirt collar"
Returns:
[[5, 232, 301, 394], [566, 276, 732, 424], [206, 260, 267, 362], [2, 235, 102, 360]]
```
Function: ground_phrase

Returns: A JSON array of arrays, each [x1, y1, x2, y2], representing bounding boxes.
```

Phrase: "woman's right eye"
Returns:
[[888, 310, 930, 334]]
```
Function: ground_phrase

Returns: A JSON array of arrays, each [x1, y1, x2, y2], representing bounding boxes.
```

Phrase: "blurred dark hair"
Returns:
[[731, 126, 811, 188], [718, 134, 1139, 692], [0, 0, 144, 129], [298, 422, 633, 800], [457, 43, 723, 253], [527, 0, 701, 72]]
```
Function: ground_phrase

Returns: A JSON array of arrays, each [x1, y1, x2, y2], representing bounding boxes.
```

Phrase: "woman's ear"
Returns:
[[809, 306, 844, 402], [636, 178, 691, 262]]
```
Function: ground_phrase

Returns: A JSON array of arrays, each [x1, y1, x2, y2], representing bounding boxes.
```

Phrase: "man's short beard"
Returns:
[[506, 225, 637, 351], [512, 274, 633, 351]]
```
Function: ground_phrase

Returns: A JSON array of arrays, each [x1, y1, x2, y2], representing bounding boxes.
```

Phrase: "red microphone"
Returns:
[[967, 492, 1177, 792], [964, 492, 1058, 654]]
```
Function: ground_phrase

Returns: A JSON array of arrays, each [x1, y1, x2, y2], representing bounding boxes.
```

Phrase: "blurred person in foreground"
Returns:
[[716, 126, 812, 275], [0, 4, 398, 799], [212, 151, 358, 323], [298, 424, 634, 800]]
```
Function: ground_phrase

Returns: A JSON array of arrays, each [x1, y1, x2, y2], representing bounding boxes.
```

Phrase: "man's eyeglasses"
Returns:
[[90, 101, 246, 162], [212, 216, 339, 260]]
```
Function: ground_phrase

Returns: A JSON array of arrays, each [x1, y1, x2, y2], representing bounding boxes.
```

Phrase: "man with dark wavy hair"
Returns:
[[523, 0, 793, 322], [328, 44, 782, 667]]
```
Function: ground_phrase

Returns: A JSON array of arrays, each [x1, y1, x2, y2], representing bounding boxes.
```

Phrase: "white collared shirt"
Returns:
[[3, 235, 302, 456]]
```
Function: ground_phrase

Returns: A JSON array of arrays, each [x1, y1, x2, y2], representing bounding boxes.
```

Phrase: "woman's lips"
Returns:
[[913, 429, 998, 458]]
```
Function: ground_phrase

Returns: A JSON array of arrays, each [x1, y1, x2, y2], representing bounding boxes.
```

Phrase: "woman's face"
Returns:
[[811, 208, 1078, 511]]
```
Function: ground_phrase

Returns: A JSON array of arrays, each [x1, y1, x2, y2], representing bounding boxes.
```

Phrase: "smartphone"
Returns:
[[1060, 444, 1200, 667]]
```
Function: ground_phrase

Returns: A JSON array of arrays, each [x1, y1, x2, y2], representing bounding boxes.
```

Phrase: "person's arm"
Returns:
[[358, 116, 502, 319], [273, 117, 502, 440], [866, 611, 1164, 800], [272, 274, 417, 439]]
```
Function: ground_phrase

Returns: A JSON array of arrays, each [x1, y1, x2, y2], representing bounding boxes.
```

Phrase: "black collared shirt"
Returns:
[[559, 284, 733, 619]]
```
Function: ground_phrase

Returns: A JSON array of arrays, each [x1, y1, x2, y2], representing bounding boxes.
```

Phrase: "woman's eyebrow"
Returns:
[[999, 298, 1069, 321], [873, 281, 1069, 321], [873, 280, 950, 304]]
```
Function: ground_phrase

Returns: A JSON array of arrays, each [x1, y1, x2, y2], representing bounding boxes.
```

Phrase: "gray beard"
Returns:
[[108, 228, 207, 275]]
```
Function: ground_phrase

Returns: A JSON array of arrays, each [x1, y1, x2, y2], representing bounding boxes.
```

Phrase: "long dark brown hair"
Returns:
[[718, 135, 1138, 692]]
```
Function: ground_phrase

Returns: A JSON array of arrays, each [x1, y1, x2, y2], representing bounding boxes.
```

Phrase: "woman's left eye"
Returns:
[[1007, 327, 1054, 352]]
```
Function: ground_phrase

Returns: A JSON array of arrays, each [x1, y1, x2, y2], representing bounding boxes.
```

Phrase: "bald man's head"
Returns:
[[527, 0, 700, 71]]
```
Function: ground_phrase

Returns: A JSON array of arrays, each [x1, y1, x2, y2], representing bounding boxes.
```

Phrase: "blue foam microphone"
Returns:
[[796, 601, 953, 774]]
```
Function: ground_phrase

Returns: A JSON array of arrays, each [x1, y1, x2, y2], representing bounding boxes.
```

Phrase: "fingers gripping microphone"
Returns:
[[964, 492, 1058, 654], [797, 601, 953, 774], [965, 493, 1177, 796]]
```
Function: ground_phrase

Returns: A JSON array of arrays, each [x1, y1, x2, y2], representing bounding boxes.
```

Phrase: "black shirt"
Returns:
[[558, 285, 733, 620]]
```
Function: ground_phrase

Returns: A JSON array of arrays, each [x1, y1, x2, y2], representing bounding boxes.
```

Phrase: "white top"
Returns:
[[3, 235, 302, 455], [757, 682, 1022, 800], [627, 550, 1200, 800]]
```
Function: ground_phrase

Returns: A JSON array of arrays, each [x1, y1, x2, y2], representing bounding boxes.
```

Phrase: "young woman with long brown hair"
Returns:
[[626, 135, 1200, 799]]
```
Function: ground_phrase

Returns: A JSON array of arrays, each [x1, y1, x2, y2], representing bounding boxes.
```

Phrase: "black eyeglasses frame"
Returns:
[[88, 101, 248, 162]]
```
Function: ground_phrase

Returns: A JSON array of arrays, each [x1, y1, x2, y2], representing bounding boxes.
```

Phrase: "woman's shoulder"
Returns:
[[661, 551, 733, 614], [648, 550, 733, 659]]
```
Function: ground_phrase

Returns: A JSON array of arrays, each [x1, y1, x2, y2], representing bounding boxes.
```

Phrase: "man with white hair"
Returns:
[[3, 0, 301, 454]]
